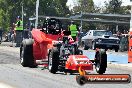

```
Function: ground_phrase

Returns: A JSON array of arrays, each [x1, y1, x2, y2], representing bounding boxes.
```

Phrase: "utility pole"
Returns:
[[80, 0, 84, 32], [22, 2, 24, 29], [35, 0, 39, 28], [80, 11, 82, 32]]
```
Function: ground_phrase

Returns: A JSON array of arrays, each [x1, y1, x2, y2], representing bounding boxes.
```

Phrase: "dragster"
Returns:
[[20, 18, 107, 74]]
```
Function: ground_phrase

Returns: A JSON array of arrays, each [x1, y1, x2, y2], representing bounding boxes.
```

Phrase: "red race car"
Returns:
[[20, 18, 107, 74]]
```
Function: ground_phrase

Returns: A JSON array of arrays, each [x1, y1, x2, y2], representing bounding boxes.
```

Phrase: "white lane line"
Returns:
[[0, 83, 15, 88]]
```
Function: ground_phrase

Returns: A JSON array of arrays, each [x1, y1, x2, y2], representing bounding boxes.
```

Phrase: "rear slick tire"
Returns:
[[20, 39, 36, 68], [95, 49, 107, 74]]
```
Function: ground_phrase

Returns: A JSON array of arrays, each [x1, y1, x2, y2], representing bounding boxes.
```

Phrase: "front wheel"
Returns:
[[48, 47, 59, 74], [95, 49, 107, 74]]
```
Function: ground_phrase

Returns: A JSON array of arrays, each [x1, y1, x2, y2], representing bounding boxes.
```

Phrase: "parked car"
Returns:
[[81, 30, 120, 52]]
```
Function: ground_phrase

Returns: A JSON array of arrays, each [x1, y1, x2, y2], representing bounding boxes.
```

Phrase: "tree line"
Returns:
[[0, 0, 130, 33], [0, 0, 70, 31], [72, 0, 130, 33]]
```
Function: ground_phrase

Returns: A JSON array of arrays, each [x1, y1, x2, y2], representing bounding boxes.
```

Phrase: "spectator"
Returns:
[[69, 21, 78, 41], [116, 31, 122, 39], [15, 16, 23, 47]]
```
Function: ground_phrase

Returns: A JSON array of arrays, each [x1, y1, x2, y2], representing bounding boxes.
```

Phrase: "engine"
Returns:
[[42, 18, 62, 35], [58, 36, 77, 60]]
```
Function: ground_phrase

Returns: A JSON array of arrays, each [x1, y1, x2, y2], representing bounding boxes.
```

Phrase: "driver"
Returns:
[[46, 18, 62, 35]]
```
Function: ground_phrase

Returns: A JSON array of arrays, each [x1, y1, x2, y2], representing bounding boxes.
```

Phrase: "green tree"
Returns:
[[80, 0, 94, 12], [0, 0, 11, 31], [121, 6, 131, 14], [73, 0, 94, 13], [104, 0, 123, 14], [39, 0, 70, 16], [103, 0, 130, 33], [0, 0, 70, 31], [94, 6, 101, 13], [72, 0, 95, 31]]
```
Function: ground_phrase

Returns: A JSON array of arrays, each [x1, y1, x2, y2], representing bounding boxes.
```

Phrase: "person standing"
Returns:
[[15, 16, 23, 47], [69, 21, 78, 41]]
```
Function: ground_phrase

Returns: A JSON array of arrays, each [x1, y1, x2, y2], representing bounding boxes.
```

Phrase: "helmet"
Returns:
[[71, 21, 74, 24], [17, 16, 21, 19]]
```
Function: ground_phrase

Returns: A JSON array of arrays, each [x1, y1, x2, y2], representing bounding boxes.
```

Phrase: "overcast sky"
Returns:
[[67, 0, 131, 9]]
